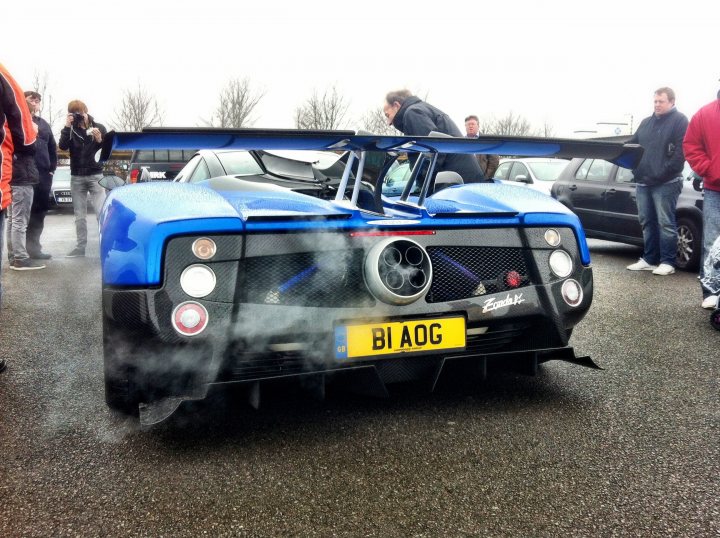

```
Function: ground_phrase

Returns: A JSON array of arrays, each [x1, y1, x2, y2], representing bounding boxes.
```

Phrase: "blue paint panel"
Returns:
[[99, 150, 592, 286]]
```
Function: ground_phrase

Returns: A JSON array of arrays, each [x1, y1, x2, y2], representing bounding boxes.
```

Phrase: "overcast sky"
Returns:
[[4, 0, 718, 138]]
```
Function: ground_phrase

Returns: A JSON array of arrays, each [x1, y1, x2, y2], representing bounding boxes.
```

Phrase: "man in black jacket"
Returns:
[[58, 99, 106, 257], [383, 90, 485, 182], [625, 87, 688, 276], [24, 91, 57, 260]]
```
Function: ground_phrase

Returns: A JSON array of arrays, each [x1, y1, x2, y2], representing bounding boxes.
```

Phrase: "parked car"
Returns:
[[127, 148, 196, 183], [97, 128, 642, 425], [493, 158, 569, 195], [551, 158, 703, 270], [48, 165, 72, 210]]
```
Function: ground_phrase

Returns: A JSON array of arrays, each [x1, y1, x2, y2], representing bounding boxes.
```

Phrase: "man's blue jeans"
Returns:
[[700, 188, 720, 298], [636, 180, 683, 266], [7, 185, 34, 261], [70, 174, 105, 249]]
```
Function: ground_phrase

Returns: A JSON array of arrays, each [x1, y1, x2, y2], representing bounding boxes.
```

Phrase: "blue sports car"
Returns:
[[98, 128, 642, 425]]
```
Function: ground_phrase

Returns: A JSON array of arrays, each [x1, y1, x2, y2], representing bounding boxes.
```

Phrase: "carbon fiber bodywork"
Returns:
[[102, 226, 592, 424]]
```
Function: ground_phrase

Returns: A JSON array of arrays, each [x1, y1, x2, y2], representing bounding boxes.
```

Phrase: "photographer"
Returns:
[[58, 100, 106, 258]]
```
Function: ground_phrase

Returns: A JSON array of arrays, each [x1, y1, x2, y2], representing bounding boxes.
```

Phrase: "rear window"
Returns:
[[218, 151, 264, 176]]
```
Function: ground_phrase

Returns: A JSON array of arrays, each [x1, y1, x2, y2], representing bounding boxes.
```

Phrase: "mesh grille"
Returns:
[[426, 246, 532, 303], [241, 249, 375, 308]]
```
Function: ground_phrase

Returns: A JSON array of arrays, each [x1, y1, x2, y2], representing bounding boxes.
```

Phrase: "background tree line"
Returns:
[[30, 72, 554, 138]]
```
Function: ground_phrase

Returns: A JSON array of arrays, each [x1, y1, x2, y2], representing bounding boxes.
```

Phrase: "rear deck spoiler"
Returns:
[[100, 128, 643, 170]]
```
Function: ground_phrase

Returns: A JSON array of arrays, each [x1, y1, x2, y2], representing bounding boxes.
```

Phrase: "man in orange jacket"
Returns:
[[0, 62, 37, 372]]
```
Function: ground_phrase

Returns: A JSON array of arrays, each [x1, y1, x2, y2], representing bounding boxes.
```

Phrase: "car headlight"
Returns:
[[549, 250, 573, 278], [180, 264, 216, 298]]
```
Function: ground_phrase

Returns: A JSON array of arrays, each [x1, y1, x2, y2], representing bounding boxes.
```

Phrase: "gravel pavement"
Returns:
[[0, 213, 718, 537]]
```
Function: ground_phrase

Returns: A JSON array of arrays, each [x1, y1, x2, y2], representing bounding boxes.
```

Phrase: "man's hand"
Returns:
[[90, 128, 102, 143]]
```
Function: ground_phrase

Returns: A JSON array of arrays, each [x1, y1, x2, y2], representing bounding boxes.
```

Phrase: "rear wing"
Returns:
[[100, 127, 643, 209]]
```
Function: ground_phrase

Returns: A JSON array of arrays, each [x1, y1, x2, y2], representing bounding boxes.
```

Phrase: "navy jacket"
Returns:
[[33, 115, 57, 174], [392, 96, 485, 182], [628, 107, 688, 186]]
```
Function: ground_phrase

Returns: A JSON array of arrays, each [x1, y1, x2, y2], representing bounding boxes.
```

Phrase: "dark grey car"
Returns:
[[551, 158, 703, 270]]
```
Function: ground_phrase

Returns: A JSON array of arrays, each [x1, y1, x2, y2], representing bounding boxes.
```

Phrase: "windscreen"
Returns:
[[528, 161, 569, 181]]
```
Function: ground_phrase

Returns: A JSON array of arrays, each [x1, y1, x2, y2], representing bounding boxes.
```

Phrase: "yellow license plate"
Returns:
[[334, 317, 466, 359]]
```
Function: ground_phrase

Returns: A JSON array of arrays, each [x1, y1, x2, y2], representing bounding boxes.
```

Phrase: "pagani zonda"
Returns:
[[98, 128, 642, 425]]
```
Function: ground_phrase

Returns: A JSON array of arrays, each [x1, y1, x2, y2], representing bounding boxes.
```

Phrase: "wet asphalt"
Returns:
[[0, 213, 718, 537]]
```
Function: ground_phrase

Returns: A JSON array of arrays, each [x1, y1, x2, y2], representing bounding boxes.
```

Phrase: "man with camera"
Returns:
[[58, 100, 106, 258]]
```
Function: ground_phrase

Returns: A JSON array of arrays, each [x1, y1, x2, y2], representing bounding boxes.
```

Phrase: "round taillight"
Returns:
[[544, 229, 561, 247], [180, 264, 216, 298], [172, 302, 209, 336], [549, 250, 573, 278], [561, 279, 583, 307], [192, 237, 217, 260]]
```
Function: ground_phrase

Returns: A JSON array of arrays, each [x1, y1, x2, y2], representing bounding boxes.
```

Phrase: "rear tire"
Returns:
[[676, 216, 701, 271], [711, 309, 720, 331]]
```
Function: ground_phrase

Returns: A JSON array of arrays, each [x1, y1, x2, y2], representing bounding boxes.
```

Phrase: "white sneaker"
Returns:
[[652, 263, 675, 276], [701, 295, 719, 309], [627, 258, 657, 271]]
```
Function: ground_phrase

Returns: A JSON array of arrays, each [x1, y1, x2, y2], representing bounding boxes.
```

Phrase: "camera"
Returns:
[[73, 112, 85, 126]]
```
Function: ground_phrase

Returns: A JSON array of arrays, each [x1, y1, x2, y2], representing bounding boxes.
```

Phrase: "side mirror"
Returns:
[[515, 174, 530, 183], [99, 175, 126, 190]]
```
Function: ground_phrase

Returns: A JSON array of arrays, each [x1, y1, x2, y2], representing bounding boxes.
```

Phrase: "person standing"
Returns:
[[625, 87, 688, 276], [24, 91, 57, 260], [58, 100, 106, 257], [6, 122, 41, 270], [464, 114, 499, 178], [683, 93, 720, 309], [0, 62, 37, 372], [383, 90, 486, 182]]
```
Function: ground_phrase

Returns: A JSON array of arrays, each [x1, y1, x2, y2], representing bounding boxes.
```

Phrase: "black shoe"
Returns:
[[29, 252, 52, 260], [10, 258, 46, 271], [0, 359, 7, 373], [65, 248, 86, 258]]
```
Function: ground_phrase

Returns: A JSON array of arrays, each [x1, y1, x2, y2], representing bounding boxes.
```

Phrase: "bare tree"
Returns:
[[483, 111, 535, 136], [294, 86, 349, 130], [112, 84, 164, 131], [205, 77, 264, 128], [536, 120, 555, 137], [30, 71, 64, 134], [359, 107, 399, 135]]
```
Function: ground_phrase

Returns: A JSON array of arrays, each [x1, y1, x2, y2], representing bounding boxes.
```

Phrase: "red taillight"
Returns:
[[129, 169, 139, 184], [172, 302, 208, 336], [505, 270, 522, 288]]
